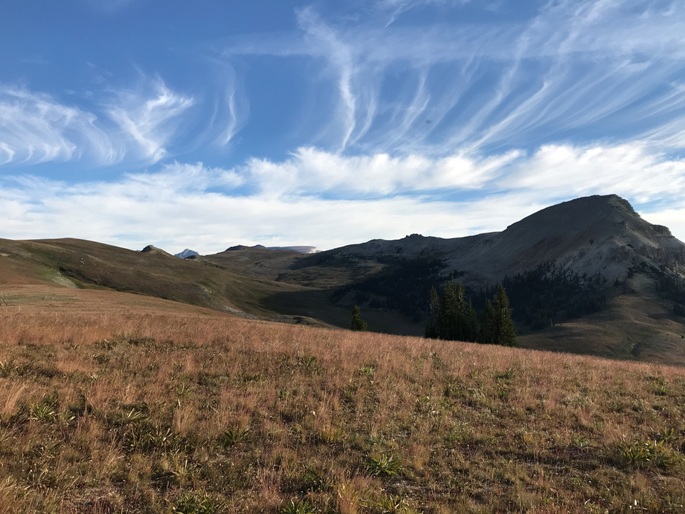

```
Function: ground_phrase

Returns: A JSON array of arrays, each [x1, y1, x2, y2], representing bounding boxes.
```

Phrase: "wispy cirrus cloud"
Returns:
[[295, 8, 360, 152], [106, 78, 194, 164], [207, 63, 249, 148], [221, 1, 685, 156], [0, 86, 117, 166], [0, 73, 250, 170]]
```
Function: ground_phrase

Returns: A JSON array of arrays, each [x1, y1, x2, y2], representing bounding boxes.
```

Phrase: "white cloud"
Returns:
[[244, 146, 521, 197], [502, 143, 685, 202], [0, 168, 530, 253], [3, 138, 685, 253], [4, 2, 685, 255], [642, 208, 685, 244], [204, 63, 250, 148]]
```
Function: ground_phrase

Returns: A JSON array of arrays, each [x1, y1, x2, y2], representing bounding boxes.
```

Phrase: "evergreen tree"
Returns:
[[425, 286, 441, 338], [496, 284, 517, 346], [439, 280, 462, 340], [480, 298, 497, 344], [462, 300, 479, 342], [425, 280, 478, 342], [351, 305, 368, 331], [481, 284, 517, 346]]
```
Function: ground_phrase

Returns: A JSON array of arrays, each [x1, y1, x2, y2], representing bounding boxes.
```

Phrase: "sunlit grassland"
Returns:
[[1, 294, 684, 513]]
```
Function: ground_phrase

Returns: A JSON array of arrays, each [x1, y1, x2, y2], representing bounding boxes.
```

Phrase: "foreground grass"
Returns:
[[1, 307, 685, 513]]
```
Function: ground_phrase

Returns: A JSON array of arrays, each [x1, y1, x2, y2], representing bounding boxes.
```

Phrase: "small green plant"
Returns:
[[28, 403, 56, 423], [616, 439, 678, 469], [443, 378, 464, 399], [172, 491, 225, 514], [571, 435, 592, 452], [298, 354, 316, 366], [122, 423, 182, 454], [297, 354, 320, 373], [175, 383, 194, 397], [646, 375, 669, 396], [497, 387, 510, 401], [219, 426, 250, 447], [115, 408, 147, 425], [366, 453, 402, 477], [654, 383, 669, 396], [358, 364, 376, 377], [494, 367, 515, 381], [653, 427, 678, 444], [284, 465, 329, 495], [281, 499, 317, 514], [363, 493, 416, 513]]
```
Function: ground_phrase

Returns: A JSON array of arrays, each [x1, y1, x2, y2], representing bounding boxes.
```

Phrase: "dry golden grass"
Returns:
[[1, 287, 685, 513]]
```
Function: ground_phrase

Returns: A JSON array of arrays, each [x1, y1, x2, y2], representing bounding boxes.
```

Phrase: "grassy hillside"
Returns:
[[1, 288, 684, 513], [0, 238, 349, 326]]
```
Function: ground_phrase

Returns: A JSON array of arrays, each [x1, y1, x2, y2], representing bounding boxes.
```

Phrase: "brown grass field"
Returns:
[[1, 286, 685, 513]]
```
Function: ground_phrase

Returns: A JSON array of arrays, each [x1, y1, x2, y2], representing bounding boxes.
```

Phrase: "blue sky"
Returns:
[[2, 0, 685, 253]]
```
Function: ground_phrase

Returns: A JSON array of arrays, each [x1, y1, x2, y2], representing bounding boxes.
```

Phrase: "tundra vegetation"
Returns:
[[0, 295, 684, 513]]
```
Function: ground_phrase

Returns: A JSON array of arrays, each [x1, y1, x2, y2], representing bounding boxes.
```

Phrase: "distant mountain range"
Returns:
[[1, 194, 684, 365]]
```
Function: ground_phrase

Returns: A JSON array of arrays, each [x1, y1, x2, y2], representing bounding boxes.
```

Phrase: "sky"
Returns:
[[2, 0, 685, 254]]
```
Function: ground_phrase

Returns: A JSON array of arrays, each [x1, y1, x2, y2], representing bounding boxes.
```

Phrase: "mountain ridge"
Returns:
[[312, 194, 685, 287]]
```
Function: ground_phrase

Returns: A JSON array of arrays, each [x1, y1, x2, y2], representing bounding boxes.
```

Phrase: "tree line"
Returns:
[[424, 281, 517, 346]]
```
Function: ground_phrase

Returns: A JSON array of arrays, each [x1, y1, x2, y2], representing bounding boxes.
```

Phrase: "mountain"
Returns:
[[214, 194, 685, 363], [174, 248, 199, 259], [297, 195, 683, 287], [1, 194, 684, 364], [140, 244, 172, 256]]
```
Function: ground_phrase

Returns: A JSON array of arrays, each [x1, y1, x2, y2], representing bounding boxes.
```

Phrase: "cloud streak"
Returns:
[[221, 1, 685, 157], [0, 78, 216, 169], [0, 86, 117, 166], [106, 78, 194, 163]]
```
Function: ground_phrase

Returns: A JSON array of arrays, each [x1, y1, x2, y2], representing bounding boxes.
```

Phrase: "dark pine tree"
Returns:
[[481, 284, 517, 346], [425, 280, 478, 342], [425, 286, 441, 338], [351, 305, 368, 331], [480, 298, 496, 344]]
